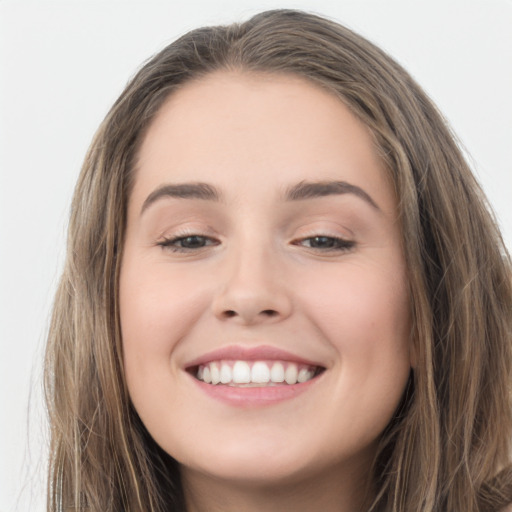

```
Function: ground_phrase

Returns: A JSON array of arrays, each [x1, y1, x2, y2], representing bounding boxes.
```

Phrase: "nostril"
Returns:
[[220, 309, 279, 320]]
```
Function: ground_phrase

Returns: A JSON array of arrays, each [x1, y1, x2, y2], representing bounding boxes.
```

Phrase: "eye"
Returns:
[[294, 235, 355, 252], [157, 234, 219, 252]]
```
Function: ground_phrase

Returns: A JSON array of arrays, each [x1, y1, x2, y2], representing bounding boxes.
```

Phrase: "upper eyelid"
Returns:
[[154, 220, 356, 246], [156, 225, 217, 240], [156, 229, 354, 241], [289, 227, 354, 241], [158, 233, 218, 244]]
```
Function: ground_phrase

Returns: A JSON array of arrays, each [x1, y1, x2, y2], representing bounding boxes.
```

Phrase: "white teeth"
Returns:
[[251, 361, 270, 383], [298, 368, 313, 383], [270, 362, 285, 383], [220, 363, 232, 384], [195, 360, 320, 386], [210, 362, 221, 385], [232, 361, 251, 384], [284, 364, 298, 385]]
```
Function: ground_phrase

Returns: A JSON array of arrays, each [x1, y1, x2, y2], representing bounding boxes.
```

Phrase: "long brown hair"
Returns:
[[44, 9, 512, 511]]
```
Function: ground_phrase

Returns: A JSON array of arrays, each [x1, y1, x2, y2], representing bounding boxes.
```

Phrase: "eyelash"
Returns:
[[293, 235, 355, 252], [157, 234, 220, 252], [157, 233, 355, 254]]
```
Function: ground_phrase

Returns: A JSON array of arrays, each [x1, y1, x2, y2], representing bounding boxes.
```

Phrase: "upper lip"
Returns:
[[184, 344, 325, 369]]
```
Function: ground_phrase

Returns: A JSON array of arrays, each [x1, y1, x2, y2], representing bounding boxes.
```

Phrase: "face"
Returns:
[[120, 72, 411, 492]]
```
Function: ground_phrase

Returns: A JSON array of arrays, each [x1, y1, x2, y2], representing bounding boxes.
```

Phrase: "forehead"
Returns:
[[132, 71, 396, 214]]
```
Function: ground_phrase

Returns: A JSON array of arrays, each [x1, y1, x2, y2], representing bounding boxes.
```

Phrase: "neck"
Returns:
[[181, 462, 372, 512]]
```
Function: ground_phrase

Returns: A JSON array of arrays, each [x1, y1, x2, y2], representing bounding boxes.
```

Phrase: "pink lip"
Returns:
[[184, 344, 324, 369], [190, 376, 320, 407]]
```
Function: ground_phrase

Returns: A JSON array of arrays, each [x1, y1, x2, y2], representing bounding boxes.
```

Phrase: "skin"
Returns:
[[120, 71, 412, 512]]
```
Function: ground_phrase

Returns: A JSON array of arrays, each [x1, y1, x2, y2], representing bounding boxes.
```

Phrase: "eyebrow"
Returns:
[[141, 182, 221, 214], [284, 180, 380, 210], [140, 179, 380, 215]]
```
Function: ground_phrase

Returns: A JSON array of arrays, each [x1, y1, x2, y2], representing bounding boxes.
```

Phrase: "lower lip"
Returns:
[[190, 374, 321, 407]]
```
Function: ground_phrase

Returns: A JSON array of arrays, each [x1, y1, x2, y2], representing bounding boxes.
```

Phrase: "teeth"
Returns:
[[232, 361, 251, 383], [270, 362, 285, 383], [220, 363, 232, 384], [210, 362, 220, 385], [195, 360, 319, 386], [284, 364, 298, 385], [298, 368, 313, 383], [251, 361, 270, 383]]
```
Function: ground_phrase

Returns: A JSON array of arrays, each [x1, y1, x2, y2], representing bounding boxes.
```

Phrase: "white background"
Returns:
[[1, 1, 511, 510]]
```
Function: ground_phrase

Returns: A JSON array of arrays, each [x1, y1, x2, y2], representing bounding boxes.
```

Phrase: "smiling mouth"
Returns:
[[189, 360, 325, 387]]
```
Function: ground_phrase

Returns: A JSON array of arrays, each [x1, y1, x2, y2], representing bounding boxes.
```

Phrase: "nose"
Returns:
[[211, 246, 293, 325]]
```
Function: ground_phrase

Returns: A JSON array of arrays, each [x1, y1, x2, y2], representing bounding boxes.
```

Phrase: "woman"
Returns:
[[44, 9, 512, 512]]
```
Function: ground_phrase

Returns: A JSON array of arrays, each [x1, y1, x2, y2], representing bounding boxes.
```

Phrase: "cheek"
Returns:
[[121, 257, 206, 337], [297, 259, 411, 398], [301, 261, 410, 343], [299, 262, 411, 440], [119, 258, 209, 391]]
